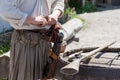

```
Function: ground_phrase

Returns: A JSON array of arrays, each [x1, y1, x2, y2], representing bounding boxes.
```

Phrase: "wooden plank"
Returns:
[[112, 60, 120, 66], [99, 52, 119, 59], [93, 52, 119, 59], [110, 65, 120, 68], [89, 58, 111, 64], [89, 58, 120, 67], [82, 63, 109, 68]]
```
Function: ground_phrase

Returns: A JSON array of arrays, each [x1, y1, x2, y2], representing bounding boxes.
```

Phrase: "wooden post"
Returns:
[[64, 0, 69, 9], [82, 0, 86, 6], [107, 0, 112, 5], [82, 0, 97, 6], [77, 0, 82, 7], [91, 0, 97, 5]]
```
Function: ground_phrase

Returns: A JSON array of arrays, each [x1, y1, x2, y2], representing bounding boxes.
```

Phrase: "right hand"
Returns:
[[25, 16, 48, 27]]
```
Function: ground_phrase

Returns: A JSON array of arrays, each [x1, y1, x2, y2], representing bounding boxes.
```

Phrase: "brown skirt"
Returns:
[[9, 30, 50, 80]]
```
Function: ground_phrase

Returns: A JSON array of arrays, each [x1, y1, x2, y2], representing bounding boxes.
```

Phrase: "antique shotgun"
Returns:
[[60, 41, 116, 75], [43, 32, 64, 79]]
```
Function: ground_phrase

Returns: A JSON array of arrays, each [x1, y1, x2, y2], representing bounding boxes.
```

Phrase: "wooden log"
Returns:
[[0, 51, 10, 78], [60, 18, 83, 41]]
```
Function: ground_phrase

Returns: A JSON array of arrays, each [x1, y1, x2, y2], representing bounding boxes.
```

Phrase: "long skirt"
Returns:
[[9, 30, 50, 80]]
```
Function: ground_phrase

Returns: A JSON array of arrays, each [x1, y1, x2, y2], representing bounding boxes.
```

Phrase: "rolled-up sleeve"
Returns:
[[0, 0, 28, 27], [52, 0, 65, 17]]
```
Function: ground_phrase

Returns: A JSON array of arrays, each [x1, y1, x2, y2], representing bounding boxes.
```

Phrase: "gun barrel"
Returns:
[[52, 32, 64, 55], [60, 41, 116, 75]]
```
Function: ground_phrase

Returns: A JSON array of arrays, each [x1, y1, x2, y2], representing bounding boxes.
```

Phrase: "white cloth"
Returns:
[[0, 0, 64, 30]]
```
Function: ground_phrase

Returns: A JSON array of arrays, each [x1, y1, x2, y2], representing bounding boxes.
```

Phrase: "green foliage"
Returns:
[[71, 15, 85, 23], [60, 7, 86, 24], [68, 0, 98, 14], [77, 0, 98, 13], [0, 41, 10, 55], [59, 7, 76, 23], [64, 7, 76, 17], [68, 0, 79, 8]]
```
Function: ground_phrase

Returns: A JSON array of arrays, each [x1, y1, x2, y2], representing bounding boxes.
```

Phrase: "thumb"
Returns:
[[47, 16, 52, 23]]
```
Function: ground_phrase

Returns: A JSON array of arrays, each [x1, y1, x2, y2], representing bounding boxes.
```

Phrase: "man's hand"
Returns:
[[25, 16, 48, 27], [47, 10, 61, 25], [47, 15, 58, 25], [35, 16, 48, 27]]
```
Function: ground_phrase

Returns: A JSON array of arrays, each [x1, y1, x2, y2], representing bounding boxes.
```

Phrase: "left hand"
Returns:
[[35, 15, 48, 27], [47, 15, 58, 25]]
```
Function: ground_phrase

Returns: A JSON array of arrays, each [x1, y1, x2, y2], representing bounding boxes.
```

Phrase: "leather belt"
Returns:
[[16, 29, 51, 42], [16, 29, 49, 34]]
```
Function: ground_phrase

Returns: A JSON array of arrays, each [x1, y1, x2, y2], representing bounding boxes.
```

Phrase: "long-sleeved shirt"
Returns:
[[0, 0, 64, 30]]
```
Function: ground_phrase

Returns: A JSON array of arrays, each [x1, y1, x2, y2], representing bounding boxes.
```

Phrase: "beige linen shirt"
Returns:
[[0, 0, 64, 30]]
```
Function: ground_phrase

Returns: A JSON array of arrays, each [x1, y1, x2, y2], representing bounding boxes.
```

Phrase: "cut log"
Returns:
[[60, 18, 83, 41], [0, 51, 10, 78]]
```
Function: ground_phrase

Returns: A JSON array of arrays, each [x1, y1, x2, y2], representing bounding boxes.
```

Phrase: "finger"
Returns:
[[39, 18, 48, 26], [36, 23, 43, 26], [42, 18, 48, 25], [51, 18, 57, 25], [40, 21, 47, 27], [47, 17, 52, 24]]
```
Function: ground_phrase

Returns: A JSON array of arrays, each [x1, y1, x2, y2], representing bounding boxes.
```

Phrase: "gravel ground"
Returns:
[[65, 8, 120, 52]]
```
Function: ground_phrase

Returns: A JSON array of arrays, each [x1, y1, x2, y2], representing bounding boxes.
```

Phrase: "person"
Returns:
[[0, 0, 64, 80]]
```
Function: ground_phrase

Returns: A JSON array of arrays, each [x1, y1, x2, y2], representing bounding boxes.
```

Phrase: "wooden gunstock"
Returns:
[[60, 41, 116, 75]]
